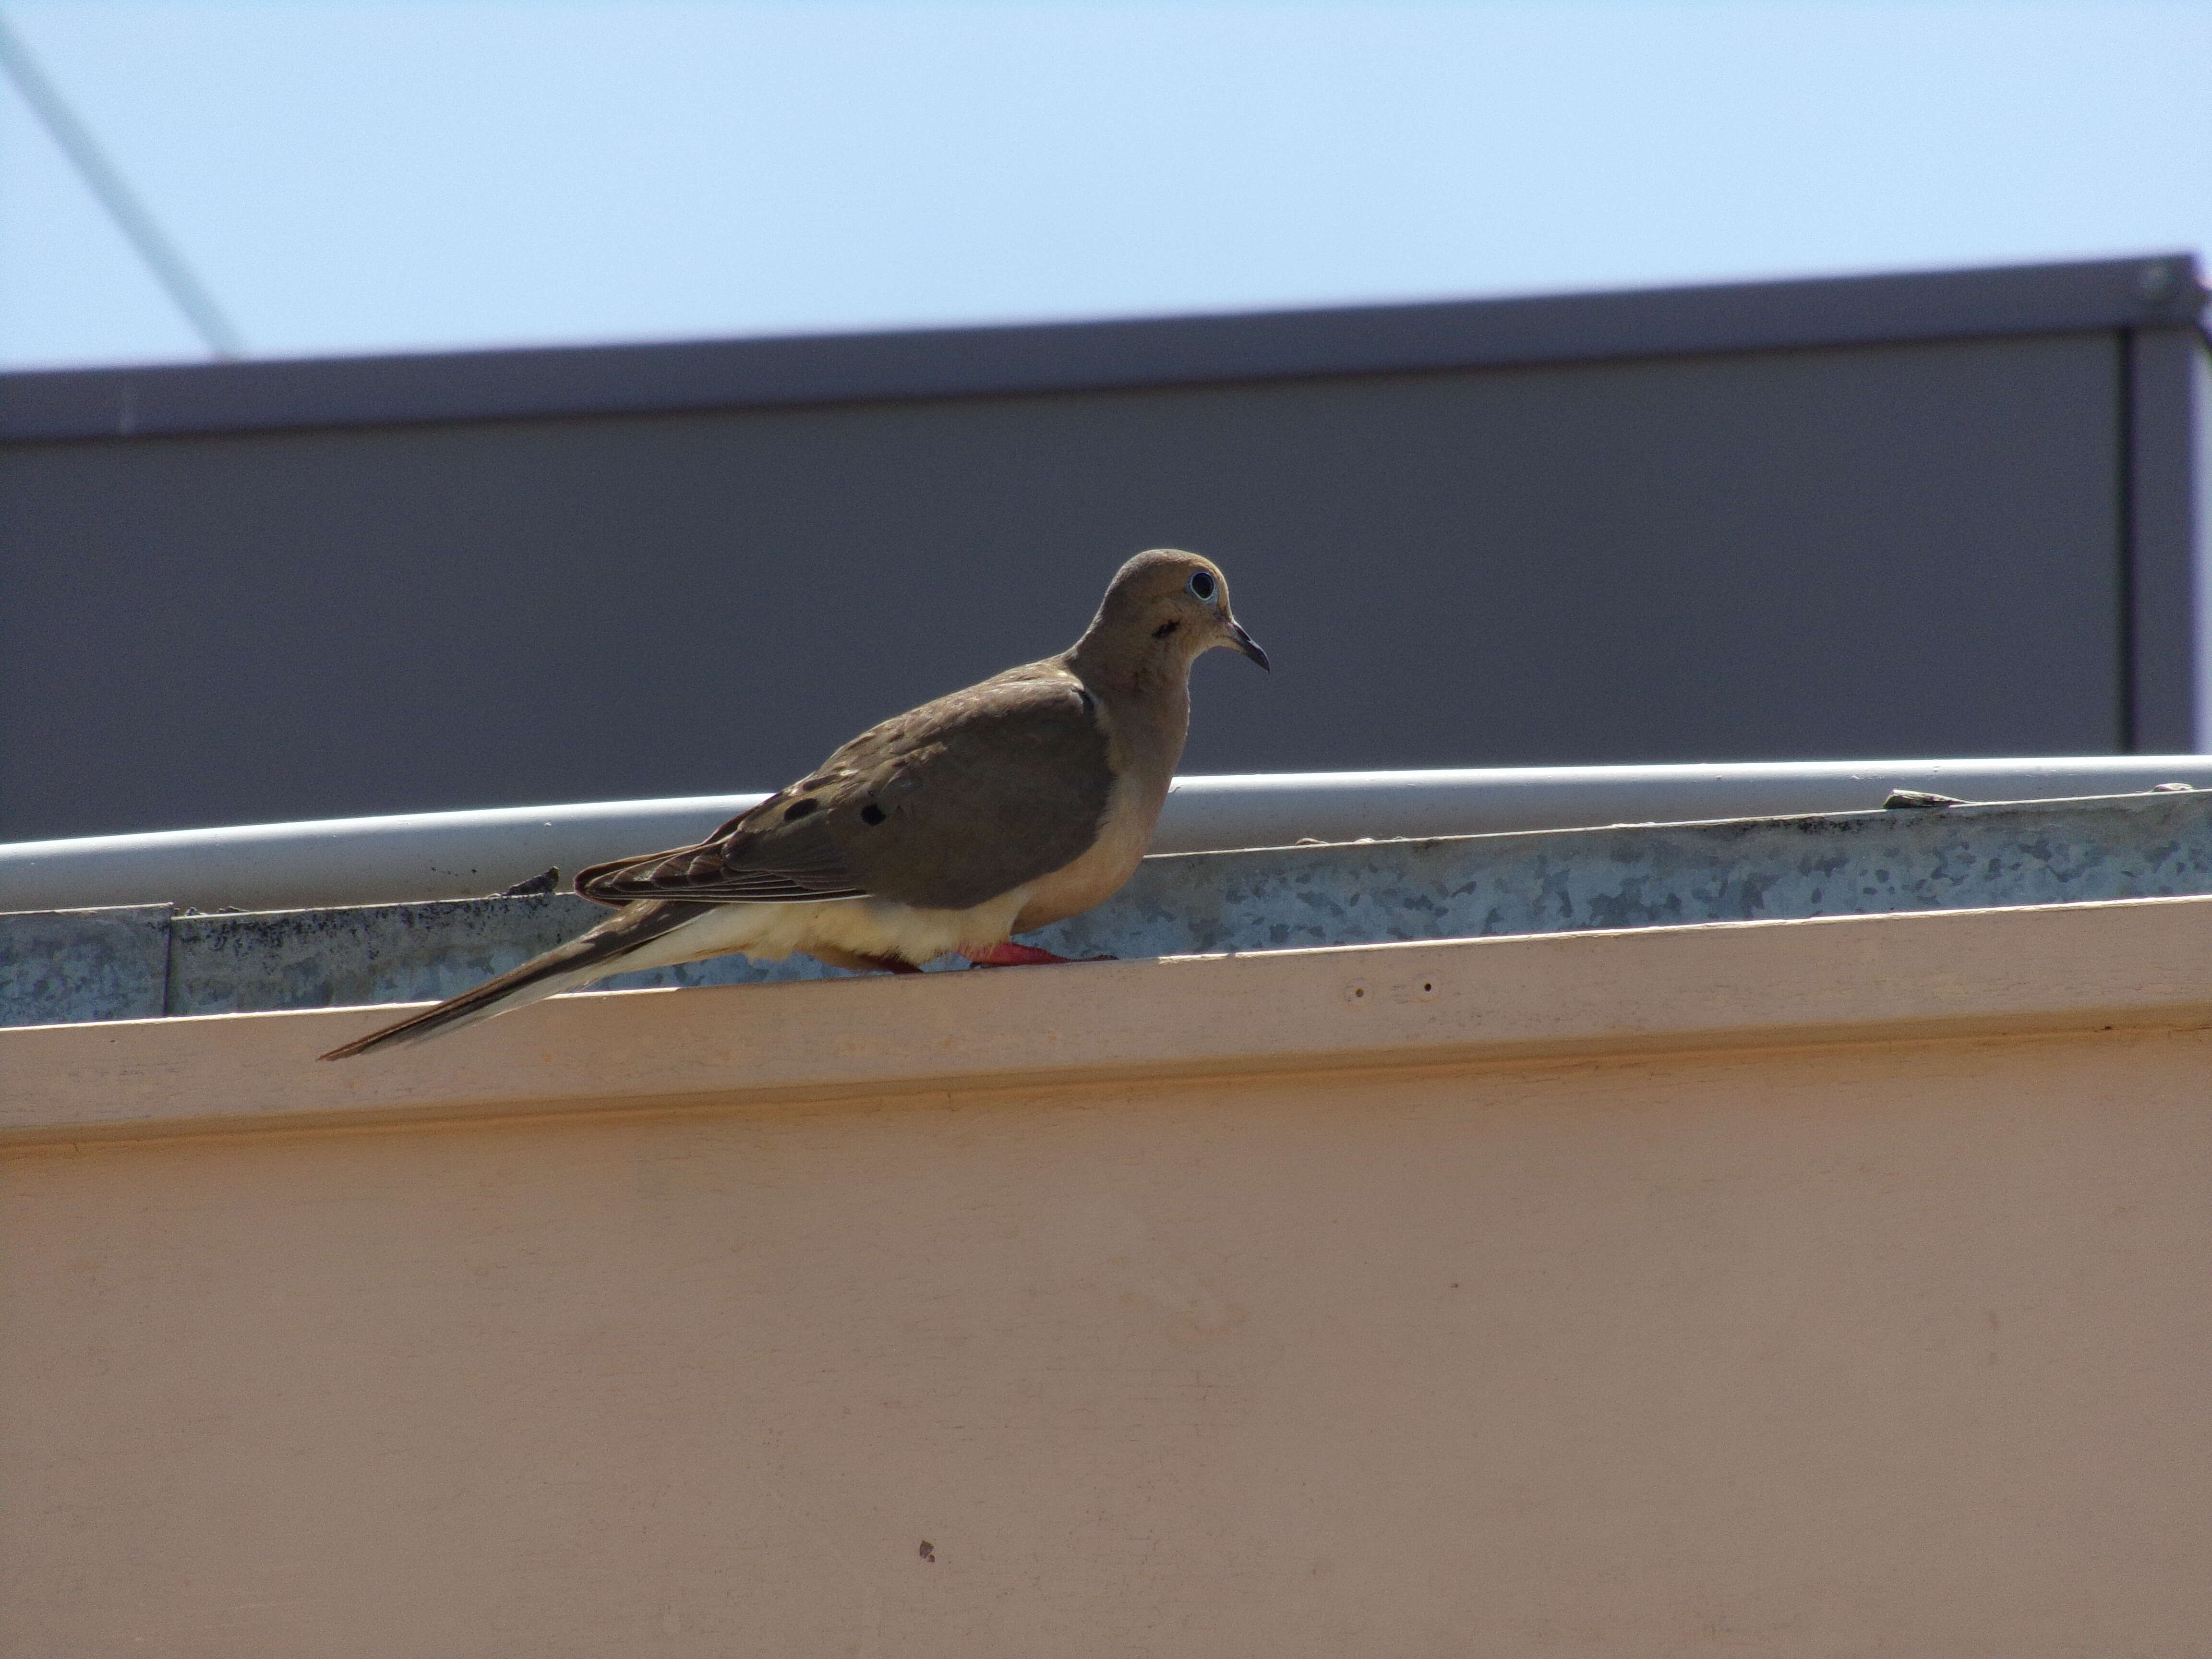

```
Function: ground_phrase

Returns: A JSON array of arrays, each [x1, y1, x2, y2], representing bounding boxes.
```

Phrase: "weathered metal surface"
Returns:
[[165, 896, 609, 1018], [160, 893, 846, 1022], [1035, 791, 2212, 959], [6, 791, 2212, 1030], [0, 904, 171, 1026]]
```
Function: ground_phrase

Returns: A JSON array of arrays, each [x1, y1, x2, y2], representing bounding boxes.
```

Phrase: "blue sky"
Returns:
[[3, 0, 2208, 370]]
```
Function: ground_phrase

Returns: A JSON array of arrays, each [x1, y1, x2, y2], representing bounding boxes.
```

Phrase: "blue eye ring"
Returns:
[[1188, 570, 1218, 601]]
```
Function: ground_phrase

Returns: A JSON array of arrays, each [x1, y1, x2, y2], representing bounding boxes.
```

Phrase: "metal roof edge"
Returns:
[[8, 756, 2212, 915], [4, 253, 2202, 444]]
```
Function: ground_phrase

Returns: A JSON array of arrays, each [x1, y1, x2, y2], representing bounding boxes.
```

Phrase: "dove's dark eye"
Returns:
[[1187, 570, 1217, 601]]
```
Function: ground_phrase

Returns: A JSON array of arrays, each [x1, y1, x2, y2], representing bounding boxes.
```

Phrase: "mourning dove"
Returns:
[[321, 549, 1267, 1059]]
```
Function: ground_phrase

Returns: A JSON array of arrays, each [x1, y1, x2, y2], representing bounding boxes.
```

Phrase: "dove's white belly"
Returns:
[[591, 886, 1037, 979]]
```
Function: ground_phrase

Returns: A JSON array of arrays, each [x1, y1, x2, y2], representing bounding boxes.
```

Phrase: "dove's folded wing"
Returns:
[[576, 668, 1113, 912]]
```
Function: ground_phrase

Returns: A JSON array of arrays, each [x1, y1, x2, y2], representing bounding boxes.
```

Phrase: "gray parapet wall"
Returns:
[[6, 789, 2211, 1031]]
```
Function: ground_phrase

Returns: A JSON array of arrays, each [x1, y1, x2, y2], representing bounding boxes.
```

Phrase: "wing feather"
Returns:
[[574, 664, 1113, 911]]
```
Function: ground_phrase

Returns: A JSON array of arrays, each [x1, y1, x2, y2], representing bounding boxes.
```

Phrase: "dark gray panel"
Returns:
[[2124, 327, 2212, 751], [0, 332, 2121, 840]]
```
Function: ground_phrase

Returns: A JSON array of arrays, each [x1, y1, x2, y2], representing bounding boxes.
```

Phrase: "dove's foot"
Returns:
[[962, 942, 1117, 968]]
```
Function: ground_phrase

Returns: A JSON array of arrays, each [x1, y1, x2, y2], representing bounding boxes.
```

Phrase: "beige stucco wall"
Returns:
[[6, 899, 2212, 1656]]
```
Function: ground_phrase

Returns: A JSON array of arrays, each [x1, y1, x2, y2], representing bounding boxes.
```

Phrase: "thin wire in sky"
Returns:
[[0, 10, 245, 359]]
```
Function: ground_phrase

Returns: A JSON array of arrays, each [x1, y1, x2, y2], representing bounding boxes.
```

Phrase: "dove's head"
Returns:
[[1076, 549, 1269, 684]]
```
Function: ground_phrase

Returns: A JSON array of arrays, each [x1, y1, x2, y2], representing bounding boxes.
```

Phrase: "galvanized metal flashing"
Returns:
[[1033, 791, 2212, 959], [7, 790, 2211, 1031], [0, 904, 171, 1026], [162, 897, 595, 1020]]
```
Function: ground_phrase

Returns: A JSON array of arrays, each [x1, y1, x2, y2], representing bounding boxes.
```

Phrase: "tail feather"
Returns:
[[319, 901, 708, 1060]]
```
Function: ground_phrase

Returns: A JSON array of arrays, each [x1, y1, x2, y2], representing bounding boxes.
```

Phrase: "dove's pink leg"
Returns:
[[962, 942, 1116, 967]]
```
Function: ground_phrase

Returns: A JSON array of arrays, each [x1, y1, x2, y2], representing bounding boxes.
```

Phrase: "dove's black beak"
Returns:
[[1227, 620, 1270, 671]]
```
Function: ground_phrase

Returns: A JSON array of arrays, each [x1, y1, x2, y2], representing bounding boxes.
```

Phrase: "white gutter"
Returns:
[[4, 756, 2210, 915]]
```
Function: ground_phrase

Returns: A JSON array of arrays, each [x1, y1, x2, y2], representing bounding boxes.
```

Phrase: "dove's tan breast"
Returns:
[[1009, 684, 1181, 934], [1008, 765, 1161, 932]]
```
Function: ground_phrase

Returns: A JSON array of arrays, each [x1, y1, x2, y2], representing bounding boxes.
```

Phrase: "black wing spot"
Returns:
[[783, 798, 819, 821], [1152, 620, 1180, 638], [1075, 685, 1097, 715], [860, 803, 887, 825]]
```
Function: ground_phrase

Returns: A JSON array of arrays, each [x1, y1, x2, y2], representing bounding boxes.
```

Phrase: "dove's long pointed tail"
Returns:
[[319, 900, 709, 1060]]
